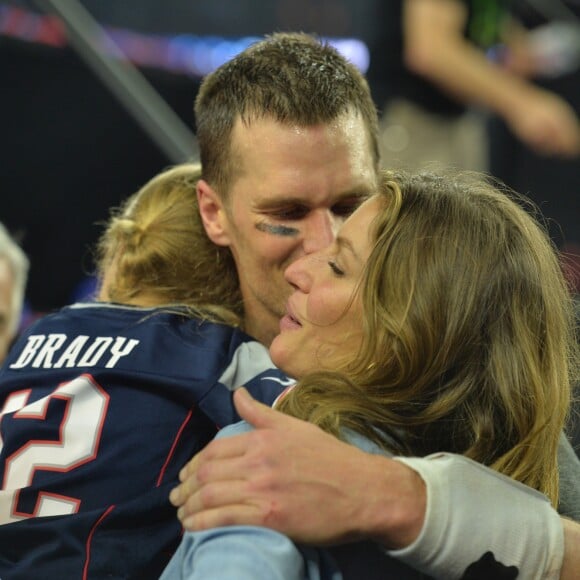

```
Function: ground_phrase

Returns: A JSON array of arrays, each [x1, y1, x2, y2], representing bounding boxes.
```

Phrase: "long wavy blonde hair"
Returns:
[[278, 169, 576, 506], [95, 163, 242, 325]]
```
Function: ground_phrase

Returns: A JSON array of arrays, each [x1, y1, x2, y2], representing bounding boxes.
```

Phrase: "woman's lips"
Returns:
[[280, 301, 302, 331]]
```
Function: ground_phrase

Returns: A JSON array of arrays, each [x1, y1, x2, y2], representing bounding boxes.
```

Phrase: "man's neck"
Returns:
[[243, 315, 278, 348]]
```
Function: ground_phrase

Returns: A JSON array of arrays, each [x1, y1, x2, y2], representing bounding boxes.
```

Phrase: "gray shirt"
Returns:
[[558, 433, 580, 520]]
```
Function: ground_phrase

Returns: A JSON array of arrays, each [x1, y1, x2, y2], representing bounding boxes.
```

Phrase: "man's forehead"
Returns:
[[231, 111, 373, 160], [229, 113, 377, 205]]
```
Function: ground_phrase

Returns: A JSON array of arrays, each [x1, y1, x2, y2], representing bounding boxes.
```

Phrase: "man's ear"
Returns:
[[197, 179, 232, 247]]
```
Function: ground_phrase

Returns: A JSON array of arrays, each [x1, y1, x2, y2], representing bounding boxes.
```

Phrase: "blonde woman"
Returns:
[[165, 169, 577, 579]]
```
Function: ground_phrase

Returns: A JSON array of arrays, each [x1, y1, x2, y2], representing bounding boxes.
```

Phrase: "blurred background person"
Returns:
[[367, 0, 580, 172], [488, 0, 580, 296], [0, 222, 28, 364], [485, 1, 579, 457]]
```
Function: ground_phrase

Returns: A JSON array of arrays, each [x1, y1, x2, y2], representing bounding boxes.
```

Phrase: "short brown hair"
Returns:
[[195, 32, 379, 196]]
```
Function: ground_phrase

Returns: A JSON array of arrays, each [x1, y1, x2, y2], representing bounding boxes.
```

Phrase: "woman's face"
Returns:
[[269, 195, 381, 378]]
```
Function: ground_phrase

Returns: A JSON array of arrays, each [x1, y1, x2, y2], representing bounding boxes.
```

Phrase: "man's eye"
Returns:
[[332, 199, 366, 217], [268, 206, 309, 220]]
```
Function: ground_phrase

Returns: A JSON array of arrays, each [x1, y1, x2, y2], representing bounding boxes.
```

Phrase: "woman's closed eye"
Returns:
[[328, 260, 345, 276]]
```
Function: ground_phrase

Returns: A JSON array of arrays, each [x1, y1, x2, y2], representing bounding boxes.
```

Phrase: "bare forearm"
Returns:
[[403, 0, 580, 156], [404, 0, 536, 117]]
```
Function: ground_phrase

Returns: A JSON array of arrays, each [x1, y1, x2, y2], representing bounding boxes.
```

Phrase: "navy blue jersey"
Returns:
[[0, 303, 291, 579]]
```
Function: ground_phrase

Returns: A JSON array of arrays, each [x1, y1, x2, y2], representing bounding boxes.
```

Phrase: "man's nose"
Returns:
[[302, 210, 339, 254]]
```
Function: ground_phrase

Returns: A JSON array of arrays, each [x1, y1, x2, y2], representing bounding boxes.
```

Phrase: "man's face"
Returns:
[[198, 112, 377, 345], [0, 258, 16, 363]]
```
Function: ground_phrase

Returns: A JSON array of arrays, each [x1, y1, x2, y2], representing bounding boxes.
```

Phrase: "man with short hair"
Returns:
[[172, 32, 580, 579], [193, 32, 379, 346]]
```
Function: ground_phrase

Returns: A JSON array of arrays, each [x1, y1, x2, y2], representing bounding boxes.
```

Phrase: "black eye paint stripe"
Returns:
[[255, 223, 299, 237]]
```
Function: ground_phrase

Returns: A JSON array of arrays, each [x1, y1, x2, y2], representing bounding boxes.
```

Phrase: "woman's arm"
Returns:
[[160, 525, 309, 580]]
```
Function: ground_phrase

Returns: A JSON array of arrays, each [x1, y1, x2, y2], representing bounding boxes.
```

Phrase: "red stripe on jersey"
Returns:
[[156, 409, 193, 487], [83, 504, 115, 580]]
